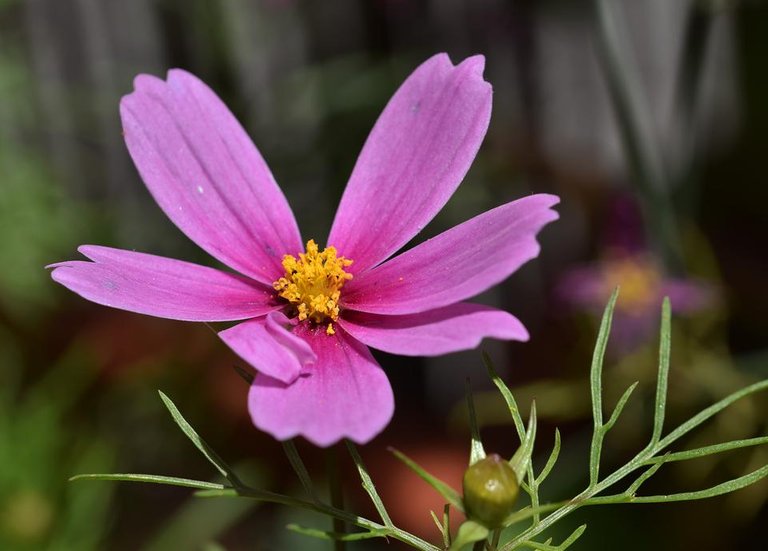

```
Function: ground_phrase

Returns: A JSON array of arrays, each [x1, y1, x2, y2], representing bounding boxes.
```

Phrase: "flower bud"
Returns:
[[462, 453, 519, 528]]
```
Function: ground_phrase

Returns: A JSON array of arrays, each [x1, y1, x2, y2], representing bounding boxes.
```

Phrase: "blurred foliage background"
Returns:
[[1, 0, 767, 549]]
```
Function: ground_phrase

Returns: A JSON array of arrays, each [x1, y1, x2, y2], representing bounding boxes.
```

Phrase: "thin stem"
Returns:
[[676, 1, 712, 140], [593, 0, 682, 270], [216, 485, 438, 550], [491, 529, 502, 549], [674, 1, 713, 216], [326, 445, 346, 551], [500, 439, 665, 550]]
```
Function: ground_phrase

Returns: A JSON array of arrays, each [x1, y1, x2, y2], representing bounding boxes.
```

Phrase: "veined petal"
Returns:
[[343, 194, 559, 314], [339, 302, 529, 356], [121, 69, 302, 284], [219, 312, 316, 384], [328, 53, 492, 273], [49, 245, 275, 321], [248, 327, 394, 446]]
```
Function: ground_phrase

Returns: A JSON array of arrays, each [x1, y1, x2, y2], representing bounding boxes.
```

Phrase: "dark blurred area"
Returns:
[[1, 0, 767, 549]]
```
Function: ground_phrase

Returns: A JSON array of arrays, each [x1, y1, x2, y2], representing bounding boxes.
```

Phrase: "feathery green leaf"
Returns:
[[346, 440, 394, 528], [484, 351, 525, 440], [282, 440, 317, 500], [650, 298, 672, 446], [604, 382, 639, 432], [536, 429, 562, 485], [286, 524, 391, 541], [70, 473, 227, 491], [158, 391, 241, 484], [389, 448, 464, 512], [588, 288, 619, 486]]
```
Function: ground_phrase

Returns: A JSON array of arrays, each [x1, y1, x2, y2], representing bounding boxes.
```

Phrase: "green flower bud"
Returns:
[[462, 453, 519, 528]]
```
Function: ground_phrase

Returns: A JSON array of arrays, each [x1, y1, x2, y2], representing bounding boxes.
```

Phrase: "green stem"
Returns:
[[327, 445, 346, 551], [674, 1, 713, 217], [593, 0, 682, 270], [499, 443, 658, 550], [491, 529, 502, 550], [202, 486, 438, 550]]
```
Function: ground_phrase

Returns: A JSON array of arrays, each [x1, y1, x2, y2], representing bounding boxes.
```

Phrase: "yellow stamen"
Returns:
[[602, 256, 661, 313], [273, 240, 353, 334]]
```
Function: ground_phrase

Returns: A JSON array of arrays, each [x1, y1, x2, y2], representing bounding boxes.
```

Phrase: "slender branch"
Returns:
[[593, 0, 682, 268], [327, 445, 346, 551]]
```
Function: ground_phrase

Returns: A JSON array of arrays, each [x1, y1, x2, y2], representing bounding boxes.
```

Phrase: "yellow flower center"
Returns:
[[273, 240, 353, 335], [602, 257, 661, 313]]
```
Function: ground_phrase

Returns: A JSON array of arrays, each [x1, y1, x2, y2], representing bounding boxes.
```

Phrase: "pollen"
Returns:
[[273, 240, 353, 335]]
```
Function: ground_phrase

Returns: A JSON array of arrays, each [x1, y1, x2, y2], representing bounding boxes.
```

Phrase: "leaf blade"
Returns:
[[465, 379, 486, 465], [484, 351, 526, 440], [650, 298, 672, 446], [632, 464, 768, 503], [656, 379, 768, 452], [346, 440, 394, 528], [158, 391, 239, 484], [536, 429, 562, 485], [286, 524, 391, 541], [389, 448, 464, 512], [282, 440, 317, 500], [588, 288, 619, 486], [70, 473, 227, 491], [644, 436, 768, 464]]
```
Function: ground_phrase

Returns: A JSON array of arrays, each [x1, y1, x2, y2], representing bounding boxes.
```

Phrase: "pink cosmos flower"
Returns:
[[49, 54, 559, 446], [558, 252, 715, 350]]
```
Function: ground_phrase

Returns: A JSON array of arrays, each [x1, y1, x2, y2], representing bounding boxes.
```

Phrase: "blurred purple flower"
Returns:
[[49, 54, 559, 446], [558, 253, 714, 350]]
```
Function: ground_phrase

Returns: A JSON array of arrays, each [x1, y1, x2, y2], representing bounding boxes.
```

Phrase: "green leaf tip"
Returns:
[[69, 473, 227, 491], [448, 520, 489, 550], [465, 378, 486, 466], [157, 390, 242, 486], [509, 401, 537, 484], [651, 297, 672, 446], [388, 447, 464, 512], [286, 524, 391, 542]]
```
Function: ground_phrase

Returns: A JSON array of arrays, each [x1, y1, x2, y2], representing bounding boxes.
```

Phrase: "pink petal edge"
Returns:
[[248, 327, 394, 446], [328, 53, 492, 273], [339, 302, 529, 356], [219, 312, 316, 384], [121, 69, 303, 284], [49, 245, 276, 322], [343, 194, 560, 315]]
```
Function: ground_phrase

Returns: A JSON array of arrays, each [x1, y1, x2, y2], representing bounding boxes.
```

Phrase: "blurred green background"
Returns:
[[1, 0, 767, 549]]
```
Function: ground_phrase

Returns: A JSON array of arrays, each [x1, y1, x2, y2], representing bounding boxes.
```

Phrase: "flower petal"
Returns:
[[49, 245, 275, 321], [248, 327, 394, 446], [343, 194, 560, 314], [660, 279, 716, 313], [219, 312, 316, 384], [339, 302, 529, 356], [328, 53, 492, 273], [121, 69, 302, 284]]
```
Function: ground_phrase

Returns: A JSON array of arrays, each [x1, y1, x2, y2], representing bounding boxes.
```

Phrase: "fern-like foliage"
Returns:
[[71, 292, 768, 550]]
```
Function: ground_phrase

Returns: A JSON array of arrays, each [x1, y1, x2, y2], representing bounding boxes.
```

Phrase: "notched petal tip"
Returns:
[[248, 329, 394, 447], [457, 54, 487, 77], [49, 247, 277, 322], [118, 63, 303, 284], [328, 51, 494, 271]]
